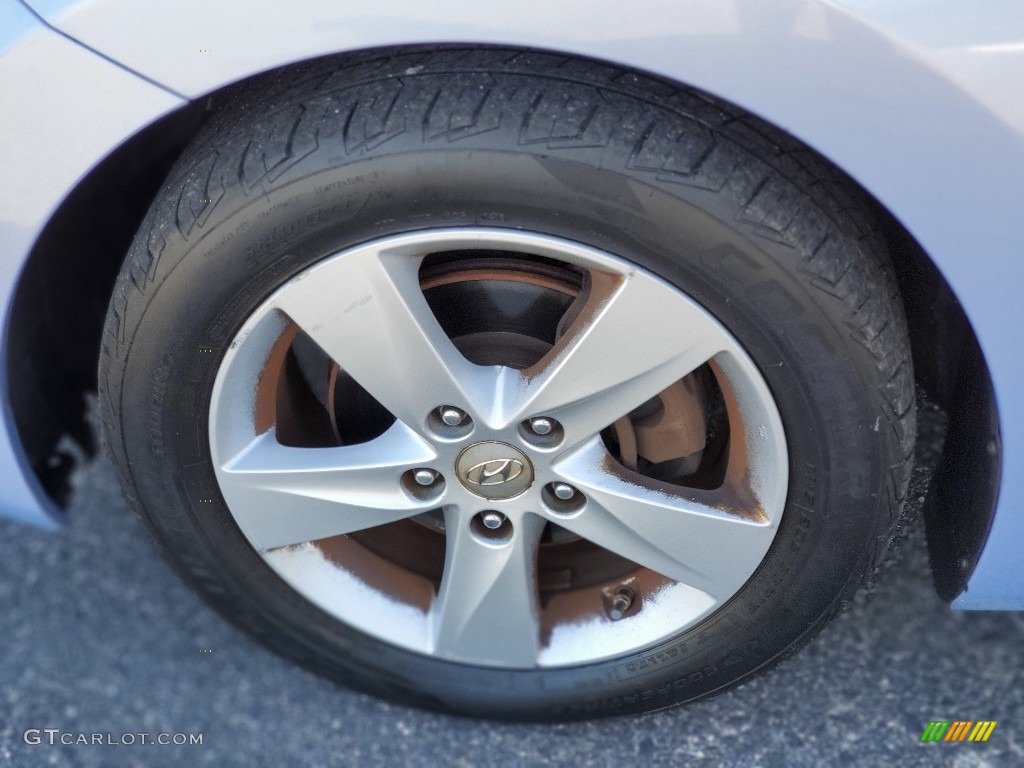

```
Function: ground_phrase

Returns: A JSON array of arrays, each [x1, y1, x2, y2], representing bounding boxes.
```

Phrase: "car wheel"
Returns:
[[99, 49, 915, 720]]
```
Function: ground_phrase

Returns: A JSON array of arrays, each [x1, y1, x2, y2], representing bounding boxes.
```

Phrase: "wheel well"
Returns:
[[7, 98, 211, 503], [5, 45, 997, 599], [872, 204, 999, 601]]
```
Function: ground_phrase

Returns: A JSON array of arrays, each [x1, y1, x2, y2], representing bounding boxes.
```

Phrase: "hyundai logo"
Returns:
[[456, 442, 534, 500], [464, 459, 525, 486]]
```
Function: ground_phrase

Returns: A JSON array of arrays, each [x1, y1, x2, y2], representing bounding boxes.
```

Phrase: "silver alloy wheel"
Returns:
[[209, 228, 788, 668]]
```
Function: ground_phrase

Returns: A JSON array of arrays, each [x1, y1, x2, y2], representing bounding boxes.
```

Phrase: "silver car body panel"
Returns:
[[2, 0, 1022, 606]]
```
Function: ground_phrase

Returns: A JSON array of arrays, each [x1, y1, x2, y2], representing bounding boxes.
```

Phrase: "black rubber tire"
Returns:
[[99, 48, 915, 720]]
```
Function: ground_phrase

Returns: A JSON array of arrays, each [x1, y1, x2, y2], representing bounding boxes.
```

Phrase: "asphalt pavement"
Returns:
[[2, 403, 1022, 768]]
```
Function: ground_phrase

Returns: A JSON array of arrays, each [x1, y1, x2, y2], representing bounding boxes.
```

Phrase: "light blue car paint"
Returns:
[[1, 0, 1020, 606]]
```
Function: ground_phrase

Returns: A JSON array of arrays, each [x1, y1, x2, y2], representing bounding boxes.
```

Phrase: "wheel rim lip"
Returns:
[[208, 227, 789, 669]]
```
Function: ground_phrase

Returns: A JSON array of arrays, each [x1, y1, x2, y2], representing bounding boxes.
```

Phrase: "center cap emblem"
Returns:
[[456, 441, 534, 500], [465, 458, 525, 486]]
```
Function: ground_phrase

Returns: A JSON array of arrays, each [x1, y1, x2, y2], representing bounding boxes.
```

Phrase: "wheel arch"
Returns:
[[5, 42, 1000, 602]]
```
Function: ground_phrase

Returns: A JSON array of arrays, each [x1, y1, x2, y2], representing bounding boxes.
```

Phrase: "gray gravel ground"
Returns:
[[2, 403, 1022, 768]]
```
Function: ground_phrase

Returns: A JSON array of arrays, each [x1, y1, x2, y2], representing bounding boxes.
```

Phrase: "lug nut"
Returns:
[[439, 406, 466, 426], [552, 483, 576, 501], [480, 511, 507, 530], [413, 468, 438, 487], [609, 587, 635, 621], [528, 417, 555, 435]]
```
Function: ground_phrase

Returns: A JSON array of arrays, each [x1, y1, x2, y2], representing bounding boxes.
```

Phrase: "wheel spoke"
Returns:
[[430, 511, 546, 666], [505, 269, 726, 445], [552, 439, 776, 600], [271, 245, 491, 432], [217, 422, 439, 551]]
